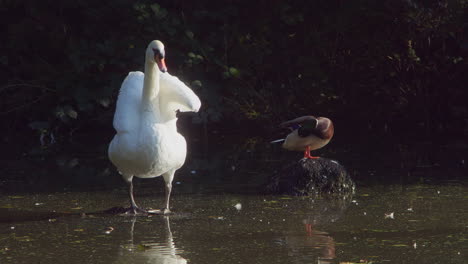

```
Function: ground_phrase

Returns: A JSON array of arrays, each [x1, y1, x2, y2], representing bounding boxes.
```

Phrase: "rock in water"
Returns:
[[266, 158, 355, 197]]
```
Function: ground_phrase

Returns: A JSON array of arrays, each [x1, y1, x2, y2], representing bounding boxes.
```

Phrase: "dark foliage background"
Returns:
[[1, 0, 467, 189]]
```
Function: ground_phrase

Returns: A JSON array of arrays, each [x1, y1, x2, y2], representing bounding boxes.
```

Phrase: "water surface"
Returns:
[[1, 182, 466, 263], [1, 136, 467, 263]]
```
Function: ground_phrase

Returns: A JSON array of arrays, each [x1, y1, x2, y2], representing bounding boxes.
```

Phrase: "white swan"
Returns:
[[115, 217, 187, 264], [108, 40, 201, 214]]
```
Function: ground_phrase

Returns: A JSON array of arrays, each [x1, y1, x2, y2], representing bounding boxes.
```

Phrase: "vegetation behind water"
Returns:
[[1, 0, 467, 186]]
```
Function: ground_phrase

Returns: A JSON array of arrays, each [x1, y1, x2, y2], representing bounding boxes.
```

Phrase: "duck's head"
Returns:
[[314, 117, 334, 140], [146, 40, 167, 73]]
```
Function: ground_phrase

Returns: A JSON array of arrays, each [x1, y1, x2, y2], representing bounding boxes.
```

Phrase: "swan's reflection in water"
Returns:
[[115, 216, 187, 264]]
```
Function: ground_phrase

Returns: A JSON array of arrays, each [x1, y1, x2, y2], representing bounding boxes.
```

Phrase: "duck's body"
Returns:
[[108, 40, 201, 214], [280, 116, 334, 159]]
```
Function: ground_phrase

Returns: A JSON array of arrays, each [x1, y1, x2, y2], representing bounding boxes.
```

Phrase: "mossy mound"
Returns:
[[266, 158, 355, 197]]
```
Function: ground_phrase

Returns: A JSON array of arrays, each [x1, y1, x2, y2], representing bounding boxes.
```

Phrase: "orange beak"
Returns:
[[157, 57, 167, 73]]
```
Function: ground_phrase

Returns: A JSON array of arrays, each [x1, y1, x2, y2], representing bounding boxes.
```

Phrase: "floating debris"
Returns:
[[385, 212, 395, 219], [137, 244, 151, 251], [8, 196, 25, 199], [209, 216, 225, 220], [234, 203, 242, 211], [105, 227, 114, 234]]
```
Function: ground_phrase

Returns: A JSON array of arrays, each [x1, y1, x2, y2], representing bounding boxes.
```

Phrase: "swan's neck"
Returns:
[[142, 61, 160, 109]]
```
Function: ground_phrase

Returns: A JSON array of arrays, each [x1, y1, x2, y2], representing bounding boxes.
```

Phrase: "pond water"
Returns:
[[0, 137, 467, 263], [0, 183, 467, 264]]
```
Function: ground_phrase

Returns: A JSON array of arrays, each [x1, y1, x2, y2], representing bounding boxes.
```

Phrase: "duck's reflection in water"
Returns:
[[282, 197, 351, 264], [115, 216, 187, 264], [282, 223, 336, 264]]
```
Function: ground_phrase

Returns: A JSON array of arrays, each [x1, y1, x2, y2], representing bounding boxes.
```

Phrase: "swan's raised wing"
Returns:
[[159, 72, 201, 113], [113, 71, 144, 133]]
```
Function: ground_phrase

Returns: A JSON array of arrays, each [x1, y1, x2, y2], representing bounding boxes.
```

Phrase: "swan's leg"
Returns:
[[128, 180, 138, 211], [162, 170, 175, 214], [125, 176, 147, 214]]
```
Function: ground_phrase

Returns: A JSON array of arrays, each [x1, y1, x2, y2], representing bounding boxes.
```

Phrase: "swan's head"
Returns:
[[146, 40, 167, 73]]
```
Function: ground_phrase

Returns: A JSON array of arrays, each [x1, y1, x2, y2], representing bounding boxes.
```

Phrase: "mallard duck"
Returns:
[[276, 116, 334, 159]]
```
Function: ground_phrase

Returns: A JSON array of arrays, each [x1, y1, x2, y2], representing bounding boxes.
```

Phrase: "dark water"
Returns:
[[0, 184, 467, 263], [1, 137, 467, 263]]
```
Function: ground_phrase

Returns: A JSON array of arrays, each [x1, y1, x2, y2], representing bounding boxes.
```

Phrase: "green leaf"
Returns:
[[67, 109, 78, 119], [192, 80, 202, 87], [186, 31, 194, 39], [99, 98, 111, 108], [229, 67, 240, 77]]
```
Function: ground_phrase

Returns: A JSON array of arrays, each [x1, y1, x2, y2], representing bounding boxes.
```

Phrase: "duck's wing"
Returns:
[[280, 116, 316, 129], [280, 116, 316, 127], [297, 122, 319, 137], [299, 117, 333, 139], [112, 71, 144, 133]]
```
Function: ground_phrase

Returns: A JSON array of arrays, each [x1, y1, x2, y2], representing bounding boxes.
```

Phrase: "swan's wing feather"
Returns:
[[113, 71, 144, 133], [159, 72, 201, 112]]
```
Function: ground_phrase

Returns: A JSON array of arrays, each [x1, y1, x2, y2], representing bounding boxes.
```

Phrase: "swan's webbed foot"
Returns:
[[146, 208, 172, 215], [104, 206, 149, 215], [124, 206, 148, 215]]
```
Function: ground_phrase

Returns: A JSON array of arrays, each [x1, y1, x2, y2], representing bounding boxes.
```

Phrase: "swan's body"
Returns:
[[109, 72, 193, 177], [108, 40, 201, 214], [280, 116, 334, 159]]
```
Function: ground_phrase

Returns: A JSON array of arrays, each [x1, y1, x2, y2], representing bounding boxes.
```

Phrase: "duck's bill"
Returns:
[[270, 139, 285, 144]]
